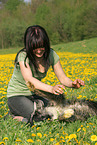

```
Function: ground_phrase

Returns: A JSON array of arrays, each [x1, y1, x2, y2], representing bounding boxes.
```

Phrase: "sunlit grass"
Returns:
[[0, 38, 97, 145]]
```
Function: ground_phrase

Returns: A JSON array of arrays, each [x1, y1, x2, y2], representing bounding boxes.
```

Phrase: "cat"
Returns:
[[26, 81, 97, 122]]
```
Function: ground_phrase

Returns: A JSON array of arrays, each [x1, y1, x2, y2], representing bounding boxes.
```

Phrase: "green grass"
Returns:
[[53, 37, 97, 54], [0, 37, 97, 55], [0, 37, 97, 145]]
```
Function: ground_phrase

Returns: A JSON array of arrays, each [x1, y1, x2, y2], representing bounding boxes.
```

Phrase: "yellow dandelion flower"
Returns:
[[81, 125, 83, 127], [64, 92, 67, 95], [50, 138, 54, 142], [15, 138, 22, 142], [65, 135, 69, 139], [61, 126, 63, 130], [3, 137, 9, 141], [69, 134, 77, 140], [37, 139, 41, 142], [86, 126, 89, 128], [82, 127, 86, 132], [36, 127, 40, 130], [60, 136, 64, 139], [32, 133, 36, 137], [0, 142, 5, 145], [0, 101, 4, 104], [90, 135, 97, 141], [89, 123, 93, 125], [48, 118, 50, 121], [54, 142, 60, 145], [78, 95, 82, 98], [95, 142, 97, 145], [0, 115, 2, 118], [27, 139, 34, 143], [61, 139, 65, 142], [37, 133, 42, 138], [77, 128, 81, 132], [32, 125, 36, 128], [63, 131, 68, 135], [83, 96, 86, 98], [44, 134, 47, 137], [83, 141, 90, 145], [75, 138, 79, 144]]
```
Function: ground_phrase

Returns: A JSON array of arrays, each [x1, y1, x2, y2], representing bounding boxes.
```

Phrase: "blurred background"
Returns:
[[0, 0, 97, 49]]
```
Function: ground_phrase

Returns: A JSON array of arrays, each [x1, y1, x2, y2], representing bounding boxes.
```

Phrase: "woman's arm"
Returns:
[[53, 60, 85, 88], [19, 61, 53, 93]]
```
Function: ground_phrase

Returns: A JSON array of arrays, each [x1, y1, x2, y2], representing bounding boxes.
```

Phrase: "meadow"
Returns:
[[0, 38, 97, 145]]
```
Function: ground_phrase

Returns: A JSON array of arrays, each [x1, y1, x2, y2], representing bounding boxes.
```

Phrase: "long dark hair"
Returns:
[[15, 25, 50, 72]]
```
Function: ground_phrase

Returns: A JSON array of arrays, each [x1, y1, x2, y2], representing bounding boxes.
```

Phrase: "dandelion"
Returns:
[[95, 142, 97, 145], [44, 134, 47, 137], [60, 136, 64, 139], [69, 134, 77, 140], [65, 135, 69, 139], [54, 142, 60, 145], [63, 131, 68, 135], [86, 126, 89, 128], [50, 138, 54, 142], [82, 127, 86, 132], [60, 140, 65, 143], [37, 133, 42, 138], [0, 142, 5, 145], [48, 118, 50, 121], [81, 125, 83, 127], [15, 138, 22, 142], [32, 125, 36, 128], [75, 138, 79, 144], [37, 139, 41, 142], [77, 128, 81, 132], [0, 115, 2, 118], [36, 127, 40, 130], [31, 133, 36, 137], [90, 99, 93, 101], [27, 139, 34, 143], [83, 141, 90, 145], [3, 137, 9, 141], [61, 126, 63, 130], [0, 101, 4, 104], [90, 135, 97, 141], [77, 95, 82, 99], [88, 123, 93, 125]]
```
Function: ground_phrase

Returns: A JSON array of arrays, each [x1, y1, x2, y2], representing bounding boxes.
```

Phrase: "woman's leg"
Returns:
[[8, 96, 35, 125], [7, 95, 51, 125]]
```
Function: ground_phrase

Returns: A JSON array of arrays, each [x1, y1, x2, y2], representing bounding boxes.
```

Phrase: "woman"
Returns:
[[7, 25, 85, 125]]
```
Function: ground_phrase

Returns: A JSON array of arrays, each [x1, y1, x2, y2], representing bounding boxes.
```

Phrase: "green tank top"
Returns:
[[7, 49, 59, 97]]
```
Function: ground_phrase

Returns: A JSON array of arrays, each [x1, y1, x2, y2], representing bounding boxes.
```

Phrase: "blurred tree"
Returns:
[[5, 0, 23, 12], [0, 0, 8, 3], [0, 0, 97, 48]]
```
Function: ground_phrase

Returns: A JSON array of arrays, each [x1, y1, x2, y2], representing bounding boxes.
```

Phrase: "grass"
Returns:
[[0, 37, 97, 145]]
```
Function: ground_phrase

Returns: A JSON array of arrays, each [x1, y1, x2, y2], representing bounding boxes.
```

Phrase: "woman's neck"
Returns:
[[35, 56, 44, 63]]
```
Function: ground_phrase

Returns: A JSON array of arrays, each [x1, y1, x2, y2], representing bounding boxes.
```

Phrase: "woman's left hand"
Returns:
[[72, 79, 85, 89]]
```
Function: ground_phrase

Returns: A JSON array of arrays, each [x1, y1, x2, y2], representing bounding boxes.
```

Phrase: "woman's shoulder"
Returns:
[[18, 49, 26, 56], [50, 48, 59, 57], [17, 49, 27, 62], [49, 48, 59, 65]]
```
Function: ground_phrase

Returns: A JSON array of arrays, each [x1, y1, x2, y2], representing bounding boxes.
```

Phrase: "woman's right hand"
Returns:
[[52, 84, 65, 95]]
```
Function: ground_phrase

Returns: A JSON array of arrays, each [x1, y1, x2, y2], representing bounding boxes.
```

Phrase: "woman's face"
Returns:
[[33, 48, 45, 58]]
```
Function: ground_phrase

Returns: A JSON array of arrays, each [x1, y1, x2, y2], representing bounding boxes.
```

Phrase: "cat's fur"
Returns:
[[26, 81, 97, 122]]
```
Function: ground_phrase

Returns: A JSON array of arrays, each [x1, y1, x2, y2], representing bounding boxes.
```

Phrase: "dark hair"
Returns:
[[15, 25, 50, 72]]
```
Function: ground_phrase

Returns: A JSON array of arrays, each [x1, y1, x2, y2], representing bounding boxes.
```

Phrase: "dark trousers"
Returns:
[[7, 95, 49, 125]]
